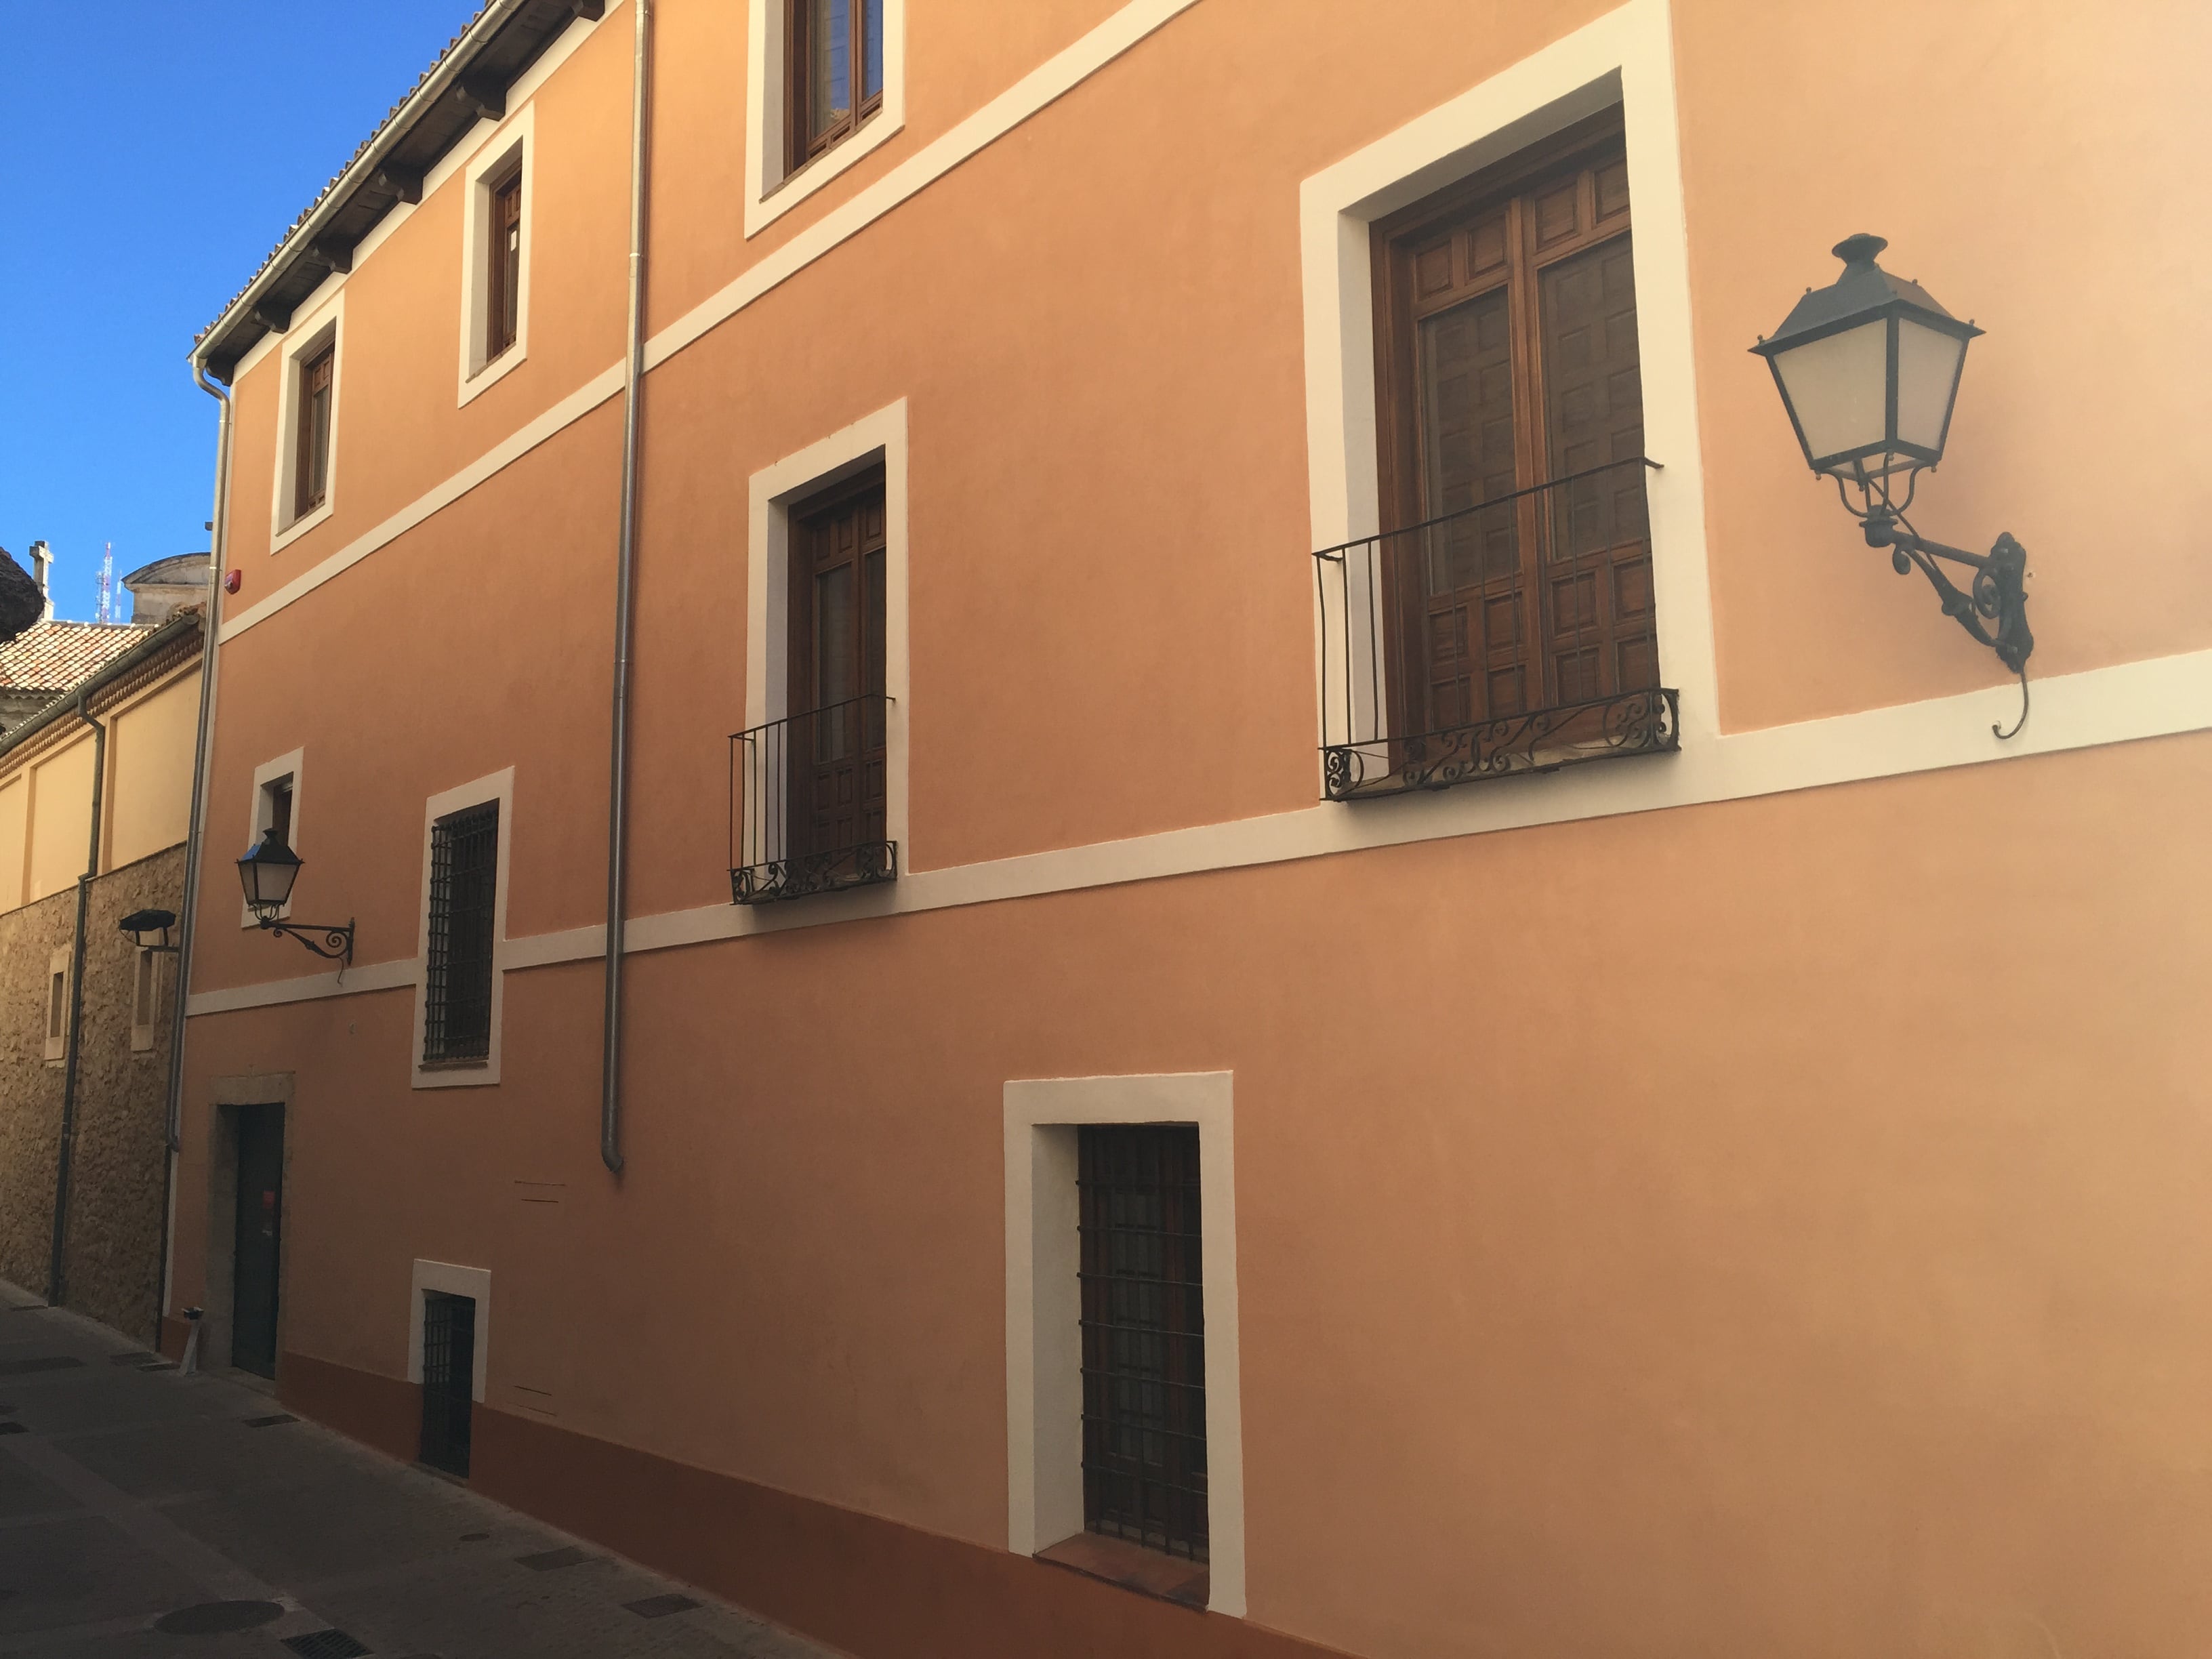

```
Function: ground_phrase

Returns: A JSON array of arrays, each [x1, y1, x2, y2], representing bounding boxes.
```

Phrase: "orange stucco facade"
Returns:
[[174, 2, 2212, 1654]]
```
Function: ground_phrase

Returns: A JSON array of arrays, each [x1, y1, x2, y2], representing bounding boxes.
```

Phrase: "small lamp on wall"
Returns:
[[117, 909, 180, 953], [1752, 234, 2034, 737], [237, 827, 354, 965]]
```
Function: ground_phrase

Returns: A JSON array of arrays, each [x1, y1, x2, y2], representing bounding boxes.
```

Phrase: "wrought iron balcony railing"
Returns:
[[729, 693, 897, 905], [1313, 457, 1679, 802]]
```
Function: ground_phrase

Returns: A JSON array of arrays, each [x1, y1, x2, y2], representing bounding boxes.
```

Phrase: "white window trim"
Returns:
[[410, 766, 514, 1090], [268, 291, 346, 552], [1302, 0, 1717, 767], [744, 398, 911, 865], [456, 104, 535, 406], [743, 0, 907, 239], [43, 946, 70, 1064], [129, 948, 159, 1054], [241, 748, 305, 929], [1002, 1071, 1246, 1619], [407, 1258, 491, 1402]]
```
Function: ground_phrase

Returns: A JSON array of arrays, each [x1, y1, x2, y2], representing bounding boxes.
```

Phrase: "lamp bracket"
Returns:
[[253, 916, 355, 966], [1858, 507, 2034, 738]]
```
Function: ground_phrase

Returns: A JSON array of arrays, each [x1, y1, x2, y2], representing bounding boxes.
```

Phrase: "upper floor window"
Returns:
[[424, 800, 499, 1067], [264, 775, 294, 848], [293, 341, 335, 520], [459, 116, 532, 401], [486, 167, 523, 363], [789, 0, 885, 171], [1316, 113, 1677, 798], [731, 466, 894, 903]]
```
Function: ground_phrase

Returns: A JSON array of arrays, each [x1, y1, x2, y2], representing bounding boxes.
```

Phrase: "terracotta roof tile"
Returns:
[[0, 620, 157, 695]]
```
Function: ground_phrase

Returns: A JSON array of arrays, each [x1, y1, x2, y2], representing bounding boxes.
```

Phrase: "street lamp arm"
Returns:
[[1862, 510, 2034, 738], [254, 916, 355, 966]]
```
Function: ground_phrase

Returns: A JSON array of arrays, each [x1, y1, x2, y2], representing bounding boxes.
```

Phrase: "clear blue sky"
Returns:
[[0, 3, 483, 623]]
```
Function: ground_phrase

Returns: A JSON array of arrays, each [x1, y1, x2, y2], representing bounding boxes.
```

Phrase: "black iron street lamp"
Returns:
[[117, 908, 180, 952], [1752, 234, 2034, 737], [237, 827, 354, 965]]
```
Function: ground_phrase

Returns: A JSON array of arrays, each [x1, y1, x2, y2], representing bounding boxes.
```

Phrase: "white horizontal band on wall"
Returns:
[[184, 642, 2212, 1019]]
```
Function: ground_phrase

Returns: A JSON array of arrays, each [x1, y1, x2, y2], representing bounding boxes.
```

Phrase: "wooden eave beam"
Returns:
[[454, 73, 507, 123], [570, 0, 607, 16], [372, 163, 425, 205], [304, 237, 353, 274]]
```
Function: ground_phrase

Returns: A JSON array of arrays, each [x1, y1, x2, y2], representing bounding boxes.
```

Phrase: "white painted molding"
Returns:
[[407, 1258, 491, 1402], [1002, 1072, 1244, 1618], [745, 400, 911, 866], [239, 747, 304, 929], [266, 292, 345, 554], [743, 0, 907, 238], [455, 104, 535, 405], [185, 643, 2212, 1019], [409, 766, 515, 1090]]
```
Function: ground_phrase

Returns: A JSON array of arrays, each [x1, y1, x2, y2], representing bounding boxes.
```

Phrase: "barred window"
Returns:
[[424, 802, 498, 1065], [1078, 1124, 1208, 1562]]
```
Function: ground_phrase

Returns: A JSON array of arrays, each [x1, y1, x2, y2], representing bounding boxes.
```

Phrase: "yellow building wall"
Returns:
[[26, 736, 94, 903], [106, 672, 199, 871], [0, 775, 24, 912]]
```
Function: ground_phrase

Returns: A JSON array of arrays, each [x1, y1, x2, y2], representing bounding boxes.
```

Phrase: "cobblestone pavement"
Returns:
[[0, 1288, 839, 1658]]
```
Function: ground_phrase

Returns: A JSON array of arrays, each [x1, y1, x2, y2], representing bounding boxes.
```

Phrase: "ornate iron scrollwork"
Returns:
[[252, 915, 355, 965], [731, 840, 899, 906], [1322, 687, 1680, 802]]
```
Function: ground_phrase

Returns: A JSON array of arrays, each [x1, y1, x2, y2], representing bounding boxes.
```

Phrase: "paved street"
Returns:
[[0, 1289, 836, 1659]]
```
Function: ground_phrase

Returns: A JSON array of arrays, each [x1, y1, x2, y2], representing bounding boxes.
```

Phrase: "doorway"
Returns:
[[230, 1102, 284, 1378], [419, 1291, 475, 1478]]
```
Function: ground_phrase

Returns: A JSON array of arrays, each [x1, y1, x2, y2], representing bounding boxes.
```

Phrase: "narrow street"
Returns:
[[0, 1290, 834, 1659]]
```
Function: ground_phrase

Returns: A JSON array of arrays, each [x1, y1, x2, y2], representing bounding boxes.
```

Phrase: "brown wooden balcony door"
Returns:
[[787, 473, 887, 863], [1380, 121, 1655, 743]]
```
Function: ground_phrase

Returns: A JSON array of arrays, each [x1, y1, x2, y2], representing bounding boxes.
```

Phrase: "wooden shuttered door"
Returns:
[[787, 471, 888, 862], [1374, 115, 1653, 739], [487, 169, 523, 362], [294, 343, 335, 519]]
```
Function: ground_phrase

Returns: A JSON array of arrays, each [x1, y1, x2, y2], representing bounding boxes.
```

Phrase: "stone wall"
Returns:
[[0, 884, 75, 1296], [0, 842, 184, 1342]]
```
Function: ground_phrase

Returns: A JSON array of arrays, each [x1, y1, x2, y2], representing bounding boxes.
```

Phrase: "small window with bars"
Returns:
[[1077, 1124, 1208, 1563], [130, 949, 159, 1053], [423, 801, 499, 1067]]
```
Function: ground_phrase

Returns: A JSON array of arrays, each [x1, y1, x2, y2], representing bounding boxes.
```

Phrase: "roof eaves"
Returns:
[[191, 0, 534, 371]]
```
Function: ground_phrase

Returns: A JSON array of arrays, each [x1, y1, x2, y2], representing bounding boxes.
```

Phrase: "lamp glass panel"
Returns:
[[1894, 316, 1967, 455], [1771, 319, 1889, 466], [244, 851, 299, 907]]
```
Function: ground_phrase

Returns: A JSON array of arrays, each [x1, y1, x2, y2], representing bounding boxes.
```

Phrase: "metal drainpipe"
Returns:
[[154, 365, 234, 1338], [47, 690, 108, 1304], [601, 0, 651, 1174]]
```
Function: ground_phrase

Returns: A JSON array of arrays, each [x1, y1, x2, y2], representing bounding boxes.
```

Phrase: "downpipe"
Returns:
[[156, 363, 234, 1340], [48, 690, 106, 1304], [601, 0, 652, 1174]]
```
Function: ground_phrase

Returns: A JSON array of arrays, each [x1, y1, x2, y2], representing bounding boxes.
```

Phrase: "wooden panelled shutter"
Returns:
[[487, 168, 523, 361], [786, 472, 888, 861], [1376, 115, 1654, 740], [295, 343, 335, 518]]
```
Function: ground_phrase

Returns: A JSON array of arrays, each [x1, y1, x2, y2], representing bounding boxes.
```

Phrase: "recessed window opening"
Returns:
[[790, 0, 885, 171], [1324, 109, 1672, 797], [418, 1290, 475, 1478], [423, 801, 499, 1066], [293, 342, 335, 520], [131, 949, 157, 1049], [47, 968, 66, 1044], [485, 165, 523, 363], [1078, 1124, 1208, 1563], [264, 776, 294, 848]]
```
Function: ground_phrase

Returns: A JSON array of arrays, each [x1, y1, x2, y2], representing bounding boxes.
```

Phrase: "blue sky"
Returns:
[[0, 3, 483, 623]]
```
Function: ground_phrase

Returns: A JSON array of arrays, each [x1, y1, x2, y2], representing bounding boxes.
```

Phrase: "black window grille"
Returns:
[[424, 802, 498, 1065], [1078, 1124, 1208, 1561], [419, 1290, 474, 1477]]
